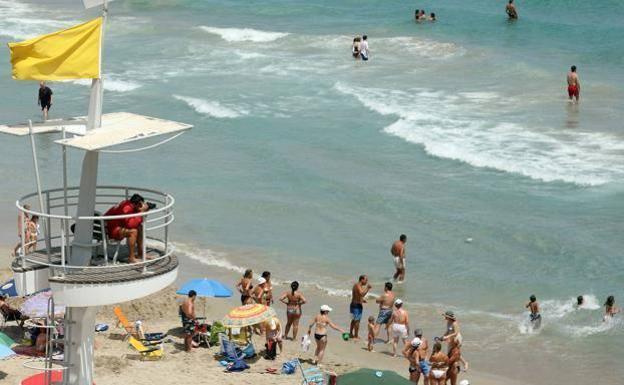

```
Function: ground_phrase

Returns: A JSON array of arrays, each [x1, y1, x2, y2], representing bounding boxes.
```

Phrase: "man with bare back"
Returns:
[[391, 234, 407, 283], [567, 65, 580, 103]]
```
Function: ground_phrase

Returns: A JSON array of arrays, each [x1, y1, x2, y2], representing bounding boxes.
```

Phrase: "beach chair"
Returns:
[[113, 307, 165, 342], [298, 359, 325, 385], [127, 336, 164, 361]]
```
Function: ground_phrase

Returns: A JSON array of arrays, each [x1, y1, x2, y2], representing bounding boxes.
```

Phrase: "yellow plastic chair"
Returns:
[[127, 336, 163, 361]]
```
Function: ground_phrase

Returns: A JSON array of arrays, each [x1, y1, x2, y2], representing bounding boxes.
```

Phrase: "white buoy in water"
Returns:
[[465, 237, 473, 243]]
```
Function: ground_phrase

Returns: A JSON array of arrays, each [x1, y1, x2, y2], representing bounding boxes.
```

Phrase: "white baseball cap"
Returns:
[[459, 381, 470, 385], [257, 277, 266, 285], [411, 337, 422, 348], [395, 299, 403, 306], [320, 305, 332, 312]]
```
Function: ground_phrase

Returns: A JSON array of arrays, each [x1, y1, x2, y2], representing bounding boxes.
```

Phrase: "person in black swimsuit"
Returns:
[[37, 81, 53, 121], [307, 305, 345, 365]]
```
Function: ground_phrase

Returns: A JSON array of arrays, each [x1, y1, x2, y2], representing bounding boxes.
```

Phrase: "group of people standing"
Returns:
[[351, 35, 369, 61], [349, 274, 468, 385]]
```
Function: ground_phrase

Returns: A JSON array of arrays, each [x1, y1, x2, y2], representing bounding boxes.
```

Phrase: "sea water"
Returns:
[[0, 1, 623, 384]]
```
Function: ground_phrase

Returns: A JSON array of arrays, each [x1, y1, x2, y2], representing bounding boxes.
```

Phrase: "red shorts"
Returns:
[[568, 85, 579, 98], [107, 224, 123, 240]]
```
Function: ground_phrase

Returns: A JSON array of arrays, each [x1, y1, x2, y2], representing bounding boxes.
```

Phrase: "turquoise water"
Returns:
[[1, 1, 623, 383]]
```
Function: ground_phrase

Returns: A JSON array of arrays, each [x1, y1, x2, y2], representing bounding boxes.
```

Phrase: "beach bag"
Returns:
[[301, 334, 311, 352], [281, 359, 298, 375], [226, 358, 249, 372], [265, 340, 277, 360]]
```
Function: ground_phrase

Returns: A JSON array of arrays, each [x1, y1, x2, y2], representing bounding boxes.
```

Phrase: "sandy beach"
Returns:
[[0, 243, 534, 385]]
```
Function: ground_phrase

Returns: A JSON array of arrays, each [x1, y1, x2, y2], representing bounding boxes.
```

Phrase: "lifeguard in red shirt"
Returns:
[[105, 194, 149, 263]]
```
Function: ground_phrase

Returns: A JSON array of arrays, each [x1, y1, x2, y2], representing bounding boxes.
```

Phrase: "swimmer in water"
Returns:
[[604, 296, 620, 321], [526, 295, 541, 329], [506, 0, 518, 19], [576, 295, 584, 308]]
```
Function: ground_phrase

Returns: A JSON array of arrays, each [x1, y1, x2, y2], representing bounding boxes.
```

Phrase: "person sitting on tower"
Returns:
[[104, 194, 153, 264]]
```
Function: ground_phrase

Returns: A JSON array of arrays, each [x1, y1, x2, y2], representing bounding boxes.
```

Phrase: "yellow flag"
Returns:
[[8, 18, 102, 81]]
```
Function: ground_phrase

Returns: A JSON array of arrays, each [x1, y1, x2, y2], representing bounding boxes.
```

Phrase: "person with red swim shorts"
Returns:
[[567, 65, 580, 103], [105, 193, 150, 263]]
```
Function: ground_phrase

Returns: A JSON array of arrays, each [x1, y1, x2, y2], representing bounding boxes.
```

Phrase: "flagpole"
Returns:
[[27, 120, 50, 256]]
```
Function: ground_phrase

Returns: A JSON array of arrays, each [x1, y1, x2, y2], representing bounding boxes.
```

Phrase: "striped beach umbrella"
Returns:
[[20, 291, 65, 318], [222, 304, 277, 328]]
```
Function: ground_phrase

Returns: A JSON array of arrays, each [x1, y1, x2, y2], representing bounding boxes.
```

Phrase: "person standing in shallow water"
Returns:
[[391, 234, 407, 283], [506, 0, 518, 19], [604, 296, 620, 321], [360, 35, 369, 61], [567, 65, 580, 103], [525, 295, 541, 329]]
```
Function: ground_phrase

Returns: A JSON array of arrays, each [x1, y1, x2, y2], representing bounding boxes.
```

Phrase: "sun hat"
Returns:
[[394, 299, 403, 306], [320, 305, 332, 312], [459, 380, 470, 385], [411, 337, 422, 348], [257, 277, 266, 285], [444, 310, 456, 320]]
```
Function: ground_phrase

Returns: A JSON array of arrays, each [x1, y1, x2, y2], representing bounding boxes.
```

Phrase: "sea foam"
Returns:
[[70, 78, 142, 92], [173, 95, 248, 118], [335, 82, 624, 186], [199, 26, 289, 42]]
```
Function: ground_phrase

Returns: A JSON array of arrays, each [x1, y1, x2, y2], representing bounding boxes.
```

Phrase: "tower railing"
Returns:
[[14, 185, 177, 283]]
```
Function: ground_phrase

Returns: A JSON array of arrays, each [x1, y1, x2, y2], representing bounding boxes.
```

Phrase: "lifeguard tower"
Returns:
[[0, 1, 192, 384]]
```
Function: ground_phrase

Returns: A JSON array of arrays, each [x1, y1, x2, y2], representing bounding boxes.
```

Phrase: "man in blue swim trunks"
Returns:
[[349, 275, 372, 339], [374, 282, 395, 343]]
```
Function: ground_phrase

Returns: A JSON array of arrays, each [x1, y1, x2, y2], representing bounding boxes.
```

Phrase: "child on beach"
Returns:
[[367, 316, 376, 352], [526, 295, 541, 329]]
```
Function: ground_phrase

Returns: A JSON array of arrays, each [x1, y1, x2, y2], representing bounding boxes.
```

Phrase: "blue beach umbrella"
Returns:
[[0, 344, 16, 360], [0, 279, 18, 297], [176, 278, 233, 298], [177, 278, 233, 318]]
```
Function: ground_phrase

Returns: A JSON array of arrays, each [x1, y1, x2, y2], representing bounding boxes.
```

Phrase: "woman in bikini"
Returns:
[[604, 295, 620, 321], [261, 271, 274, 305], [236, 269, 254, 305], [442, 310, 462, 351], [307, 305, 345, 365], [279, 281, 306, 340], [428, 342, 449, 385]]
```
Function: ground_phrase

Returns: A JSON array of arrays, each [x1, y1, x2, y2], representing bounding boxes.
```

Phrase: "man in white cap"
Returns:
[[253, 277, 268, 304], [390, 298, 410, 357]]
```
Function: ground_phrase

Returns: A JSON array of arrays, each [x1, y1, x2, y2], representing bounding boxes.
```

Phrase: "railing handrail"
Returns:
[[15, 185, 174, 221], [27, 241, 177, 271]]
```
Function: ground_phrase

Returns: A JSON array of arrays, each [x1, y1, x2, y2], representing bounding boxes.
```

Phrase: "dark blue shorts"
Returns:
[[350, 303, 363, 321]]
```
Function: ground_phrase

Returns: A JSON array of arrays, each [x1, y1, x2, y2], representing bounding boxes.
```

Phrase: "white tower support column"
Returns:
[[64, 307, 97, 385], [65, 77, 102, 385]]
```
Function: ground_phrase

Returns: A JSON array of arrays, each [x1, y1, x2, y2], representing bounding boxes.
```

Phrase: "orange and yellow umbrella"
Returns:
[[222, 304, 277, 328]]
